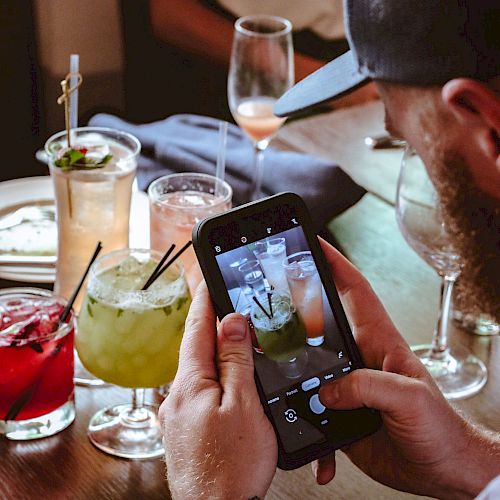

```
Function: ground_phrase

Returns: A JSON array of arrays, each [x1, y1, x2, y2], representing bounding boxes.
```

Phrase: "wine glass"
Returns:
[[228, 15, 294, 200], [396, 147, 487, 399], [76, 249, 191, 458]]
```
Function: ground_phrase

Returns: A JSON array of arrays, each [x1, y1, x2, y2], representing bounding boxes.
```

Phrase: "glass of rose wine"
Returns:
[[396, 146, 487, 399], [228, 15, 294, 200]]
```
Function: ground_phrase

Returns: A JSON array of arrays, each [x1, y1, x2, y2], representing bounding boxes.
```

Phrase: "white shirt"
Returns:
[[476, 475, 500, 500], [217, 0, 345, 40]]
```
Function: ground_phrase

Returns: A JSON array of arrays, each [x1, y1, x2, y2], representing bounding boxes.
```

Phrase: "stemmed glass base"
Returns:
[[412, 344, 487, 400], [88, 402, 164, 459], [277, 350, 308, 379]]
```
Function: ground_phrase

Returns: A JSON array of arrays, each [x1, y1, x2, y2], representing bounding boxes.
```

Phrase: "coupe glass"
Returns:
[[76, 248, 191, 458], [396, 147, 487, 399], [228, 15, 294, 200]]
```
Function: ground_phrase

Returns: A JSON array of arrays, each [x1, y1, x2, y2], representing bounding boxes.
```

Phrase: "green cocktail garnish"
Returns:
[[54, 147, 112, 172]]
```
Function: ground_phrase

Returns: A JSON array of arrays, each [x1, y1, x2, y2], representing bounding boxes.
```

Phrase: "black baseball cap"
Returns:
[[274, 0, 500, 117]]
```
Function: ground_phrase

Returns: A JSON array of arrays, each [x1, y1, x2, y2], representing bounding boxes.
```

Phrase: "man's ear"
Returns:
[[442, 79, 500, 166]]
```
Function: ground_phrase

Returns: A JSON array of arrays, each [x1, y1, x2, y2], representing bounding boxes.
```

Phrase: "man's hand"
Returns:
[[314, 240, 500, 499], [159, 283, 277, 500]]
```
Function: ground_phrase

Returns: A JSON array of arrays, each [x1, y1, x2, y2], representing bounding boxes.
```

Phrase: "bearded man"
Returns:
[[160, 1, 500, 498]]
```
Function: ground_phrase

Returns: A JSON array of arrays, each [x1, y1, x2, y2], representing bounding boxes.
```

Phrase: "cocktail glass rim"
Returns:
[[87, 248, 186, 304], [0, 287, 74, 347], [238, 258, 261, 274], [235, 14, 292, 39], [282, 250, 314, 269], [148, 172, 232, 211], [44, 126, 141, 177]]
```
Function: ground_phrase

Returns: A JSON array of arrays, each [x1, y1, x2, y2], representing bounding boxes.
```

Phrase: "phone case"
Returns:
[[192, 192, 381, 469]]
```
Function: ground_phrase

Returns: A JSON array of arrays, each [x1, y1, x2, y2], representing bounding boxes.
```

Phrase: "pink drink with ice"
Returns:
[[149, 173, 232, 292], [0, 289, 74, 438]]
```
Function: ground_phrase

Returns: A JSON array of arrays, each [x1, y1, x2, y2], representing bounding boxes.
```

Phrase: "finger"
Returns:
[[312, 453, 336, 485], [318, 238, 409, 368], [319, 368, 423, 415], [176, 281, 218, 382], [216, 313, 258, 405]]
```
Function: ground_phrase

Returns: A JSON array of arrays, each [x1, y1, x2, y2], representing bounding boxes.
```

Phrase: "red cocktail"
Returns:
[[0, 288, 75, 440]]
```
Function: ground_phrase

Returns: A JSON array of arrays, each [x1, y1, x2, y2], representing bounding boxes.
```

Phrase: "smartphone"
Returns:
[[192, 192, 381, 470]]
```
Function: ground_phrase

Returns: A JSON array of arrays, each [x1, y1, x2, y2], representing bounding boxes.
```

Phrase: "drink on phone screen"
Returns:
[[251, 291, 306, 363], [76, 250, 191, 388], [284, 251, 325, 346], [233, 97, 286, 143], [238, 259, 266, 296], [46, 128, 140, 310], [0, 289, 75, 440], [256, 238, 290, 293], [149, 173, 232, 293]]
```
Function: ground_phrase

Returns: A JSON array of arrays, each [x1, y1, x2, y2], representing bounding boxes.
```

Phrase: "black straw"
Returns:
[[141, 244, 176, 290], [143, 241, 192, 290], [267, 292, 273, 318], [253, 296, 272, 320], [59, 241, 102, 325]]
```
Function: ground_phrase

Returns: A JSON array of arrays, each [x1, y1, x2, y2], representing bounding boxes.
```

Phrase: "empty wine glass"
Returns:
[[396, 146, 487, 399], [228, 15, 294, 200]]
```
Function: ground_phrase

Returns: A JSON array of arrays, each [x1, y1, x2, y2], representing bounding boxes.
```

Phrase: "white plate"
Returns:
[[0, 176, 149, 283]]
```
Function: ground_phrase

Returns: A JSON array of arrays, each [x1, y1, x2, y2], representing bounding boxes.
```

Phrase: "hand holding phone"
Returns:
[[192, 193, 381, 469]]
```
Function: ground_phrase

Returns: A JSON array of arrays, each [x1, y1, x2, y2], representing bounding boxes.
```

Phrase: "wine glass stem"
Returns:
[[252, 145, 265, 201], [430, 275, 455, 360], [123, 388, 149, 425]]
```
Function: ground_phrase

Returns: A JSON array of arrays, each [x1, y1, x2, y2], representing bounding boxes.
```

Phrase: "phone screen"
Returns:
[[210, 206, 357, 454]]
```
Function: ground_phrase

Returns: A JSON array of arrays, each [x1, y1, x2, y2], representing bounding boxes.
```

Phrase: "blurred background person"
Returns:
[[121, 0, 377, 123]]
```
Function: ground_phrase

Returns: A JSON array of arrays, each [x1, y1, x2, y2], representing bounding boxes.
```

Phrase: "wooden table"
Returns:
[[1, 102, 498, 500]]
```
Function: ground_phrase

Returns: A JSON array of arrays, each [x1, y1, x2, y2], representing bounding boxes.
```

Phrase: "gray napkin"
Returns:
[[88, 113, 365, 227]]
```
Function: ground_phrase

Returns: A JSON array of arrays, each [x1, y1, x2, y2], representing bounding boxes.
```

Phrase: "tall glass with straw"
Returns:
[[228, 15, 294, 201], [45, 55, 141, 386]]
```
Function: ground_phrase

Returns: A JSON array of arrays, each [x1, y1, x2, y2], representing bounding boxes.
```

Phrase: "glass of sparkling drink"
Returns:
[[45, 127, 140, 310], [0, 288, 75, 440], [250, 290, 307, 378], [76, 248, 191, 459], [283, 251, 325, 346], [149, 173, 232, 293]]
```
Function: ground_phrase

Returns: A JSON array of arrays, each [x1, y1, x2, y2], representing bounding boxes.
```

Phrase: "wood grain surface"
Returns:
[[1, 102, 498, 500]]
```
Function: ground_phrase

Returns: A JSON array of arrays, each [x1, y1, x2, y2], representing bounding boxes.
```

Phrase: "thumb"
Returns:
[[319, 368, 423, 415], [216, 313, 257, 402]]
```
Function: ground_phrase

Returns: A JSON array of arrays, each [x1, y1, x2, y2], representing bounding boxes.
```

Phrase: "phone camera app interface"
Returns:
[[215, 223, 354, 453]]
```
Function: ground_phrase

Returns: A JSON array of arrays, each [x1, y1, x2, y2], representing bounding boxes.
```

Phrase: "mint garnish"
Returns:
[[87, 303, 94, 318], [162, 305, 172, 317], [176, 296, 189, 311], [54, 147, 112, 172], [117, 308, 124, 318]]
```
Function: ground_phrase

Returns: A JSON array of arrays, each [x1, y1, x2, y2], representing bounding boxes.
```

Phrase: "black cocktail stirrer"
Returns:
[[267, 292, 273, 318], [59, 241, 103, 326], [143, 241, 193, 290], [252, 296, 272, 320], [141, 244, 176, 291]]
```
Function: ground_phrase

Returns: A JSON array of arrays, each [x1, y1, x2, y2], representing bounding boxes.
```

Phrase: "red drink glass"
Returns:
[[0, 288, 75, 440]]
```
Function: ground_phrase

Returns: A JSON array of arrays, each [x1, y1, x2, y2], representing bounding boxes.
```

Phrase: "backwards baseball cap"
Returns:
[[274, 0, 500, 117]]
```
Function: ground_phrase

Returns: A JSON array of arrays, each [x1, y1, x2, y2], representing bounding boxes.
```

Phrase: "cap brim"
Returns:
[[274, 51, 369, 117]]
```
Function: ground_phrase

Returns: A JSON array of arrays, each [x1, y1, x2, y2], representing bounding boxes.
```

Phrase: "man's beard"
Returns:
[[431, 151, 500, 322]]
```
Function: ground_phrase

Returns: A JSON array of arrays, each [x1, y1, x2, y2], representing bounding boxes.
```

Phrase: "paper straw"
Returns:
[[69, 54, 79, 131], [215, 120, 228, 197]]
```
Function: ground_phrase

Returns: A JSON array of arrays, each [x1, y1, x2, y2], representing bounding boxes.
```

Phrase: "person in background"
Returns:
[[159, 1, 500, 498], [148, 0, 378, 110]]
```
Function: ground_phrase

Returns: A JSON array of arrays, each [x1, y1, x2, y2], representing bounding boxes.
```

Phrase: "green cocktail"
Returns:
[[251, 291, 306, 363], [78, 260, 190, 388], [76, 248, 191, 459]]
